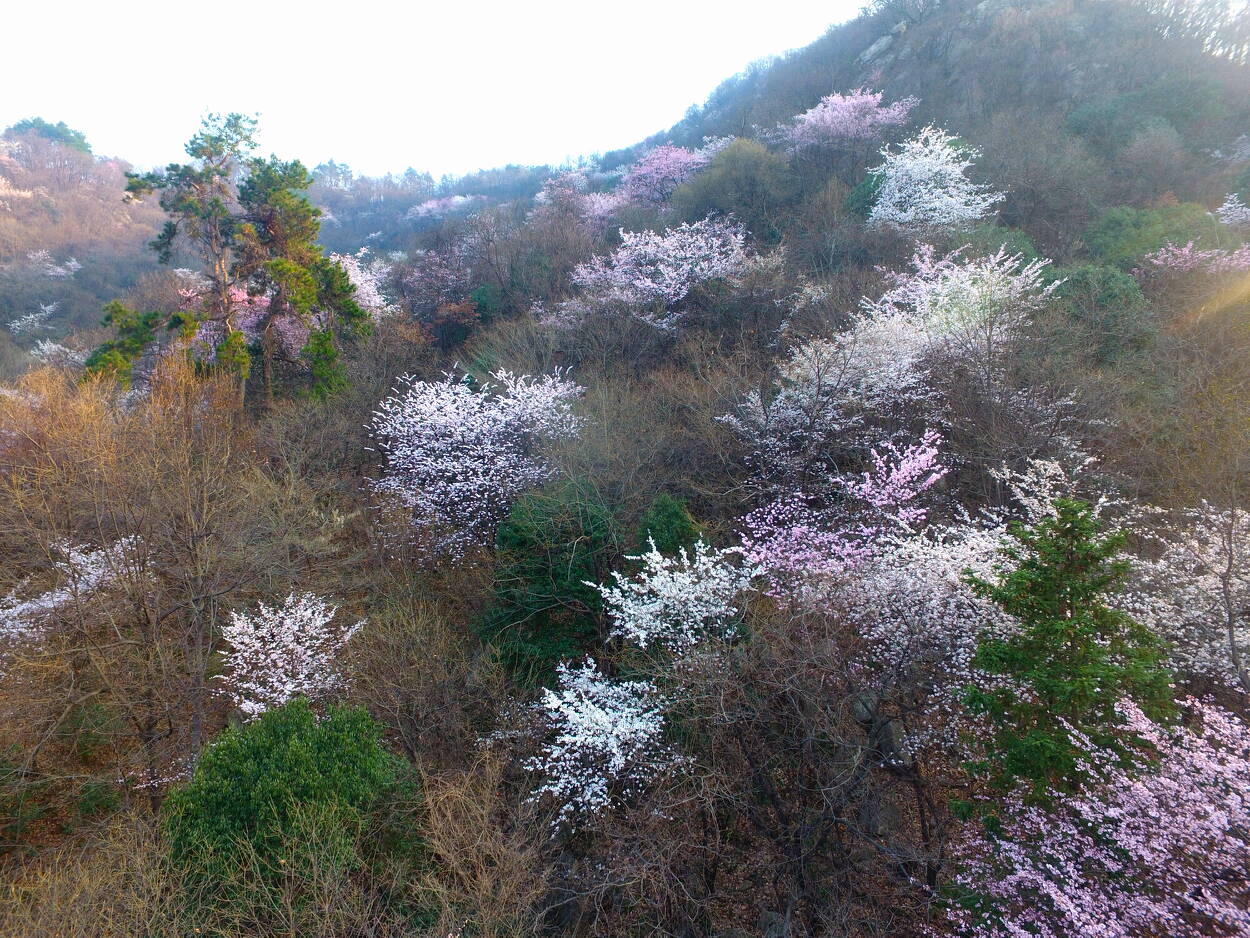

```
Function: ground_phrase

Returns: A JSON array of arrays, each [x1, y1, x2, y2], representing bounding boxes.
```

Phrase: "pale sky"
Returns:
[[4, 0, 862, 178]]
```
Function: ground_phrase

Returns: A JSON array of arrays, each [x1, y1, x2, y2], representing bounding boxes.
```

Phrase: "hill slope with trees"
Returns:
[[1, 1, 1249, 936]]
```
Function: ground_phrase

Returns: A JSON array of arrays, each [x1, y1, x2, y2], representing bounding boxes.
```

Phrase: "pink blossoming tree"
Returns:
[[945, 699, 1250, 938], [779, 88, 918, 152]]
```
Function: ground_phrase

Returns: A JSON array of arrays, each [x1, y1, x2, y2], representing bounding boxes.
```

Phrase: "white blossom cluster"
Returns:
[[370, 370, 582, 558], [0, 539, 134, 644], [527, 659, 670, 824], [26, 250, 81, 279], [329, 248, 399, 317], [597, 539, 758, 655], [722, 320, 933, 488], [1129, 502, 1250, 692], [867, 126, 1003, 234], [863, 245, 1059, 372], [7, 302, 58, 335], [829, 522, 1016, 755], [218, 592, 363, 718], [1217, 192, 1250, 230], [30, 339, 86, 368]]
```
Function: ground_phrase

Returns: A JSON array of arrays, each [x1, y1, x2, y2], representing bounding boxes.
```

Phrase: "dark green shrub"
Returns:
[[476, 484, 618, 685], [845, 172, 883, 218], [634, 493, 700, 556], [1049, 264, 1155, 363], [162, 698, 397, 887], [673, 139, 797, 243]]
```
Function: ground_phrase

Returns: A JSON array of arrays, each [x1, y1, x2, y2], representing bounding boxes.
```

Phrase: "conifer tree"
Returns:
[[964, 498, 1173, 796]]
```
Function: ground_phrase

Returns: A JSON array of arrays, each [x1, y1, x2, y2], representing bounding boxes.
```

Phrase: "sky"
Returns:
[[4, 0, 862, 178]]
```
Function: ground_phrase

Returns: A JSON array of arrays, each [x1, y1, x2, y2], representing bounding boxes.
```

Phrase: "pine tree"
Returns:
[[964, 498, 1173, 796]]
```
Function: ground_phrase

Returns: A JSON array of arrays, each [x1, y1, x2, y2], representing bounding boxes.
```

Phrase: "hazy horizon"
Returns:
[[6, 1, 860, 177]]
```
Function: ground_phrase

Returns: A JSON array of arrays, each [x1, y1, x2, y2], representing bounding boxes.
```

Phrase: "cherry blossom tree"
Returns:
[[1136, 240, 1250, 278], [863, 244, 1059, 398], [779, 88, 918, 152], [740, 431, 949, 601], [526, 659, 671, 825], [369, 370, 582, 558], [722, 322, 935, 488], [597, 540, 758, 655], [946, 699, 1250, 938], [548, 217, 748, 331], [867, 126, 1003, 234], [1217, 192, 1250, 229], [6, 302, 58, 335], [217, 592, 363, 718], [620, 144, 711, 203], [401, 244, 474, 316], [0, 539, 135, 644], [1134, 502, 1250, 691], [329, 248, 397, 317]]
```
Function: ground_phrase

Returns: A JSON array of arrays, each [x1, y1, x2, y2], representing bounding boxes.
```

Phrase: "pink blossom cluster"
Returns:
[[329, 248, 398, 317], [620, 144, 711, 203], [739, 496, 875, 601], [779, 88, 918, 152], [1136, 240, 1250, 279], [218, 592, 363, 718], [369, 369, 582, 558], [842, 428, 948, 529], [945, 699, 1250, 938], [548, 217, 748, 331]]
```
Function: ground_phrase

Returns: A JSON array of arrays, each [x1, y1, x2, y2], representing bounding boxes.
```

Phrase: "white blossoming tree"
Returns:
[[597, 539, 758, 655], [369, 369, 582, 558], [867, 126, 1002, 234], [527, 659, 670, 824], [1134, 502, 1250, 691], [218, 592, 363, 718]]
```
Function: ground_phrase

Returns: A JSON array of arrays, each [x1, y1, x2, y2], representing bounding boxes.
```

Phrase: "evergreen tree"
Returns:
[[964, 498, 1174, 797]]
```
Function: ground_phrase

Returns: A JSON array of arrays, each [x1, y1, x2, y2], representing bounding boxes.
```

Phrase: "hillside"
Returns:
[[1, 1, 1249, 936]]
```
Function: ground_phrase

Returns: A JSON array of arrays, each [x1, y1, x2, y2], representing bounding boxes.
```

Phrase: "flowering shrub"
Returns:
[[369, 370, 582, 557], [1133, 502, 1250, 691], [1217, 192, 1250, 229], [597, 539, 757, 655], [548, 217, 748, 331], [779, 88, 917, 151], [527, 659, 670, 824], [946, 699, 1250, 938], [868, 126, 1002, 234], [620, 144, 711, 203], [0, 539, 133, 644], [329, 248, 397, 317], [864, 245, 1059, 390], [218, 592, 363, 718], [1136, 239, 1250, 279]]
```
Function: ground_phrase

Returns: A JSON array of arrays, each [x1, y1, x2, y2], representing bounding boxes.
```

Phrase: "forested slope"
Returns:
[[1, 1, 1249, 936]]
